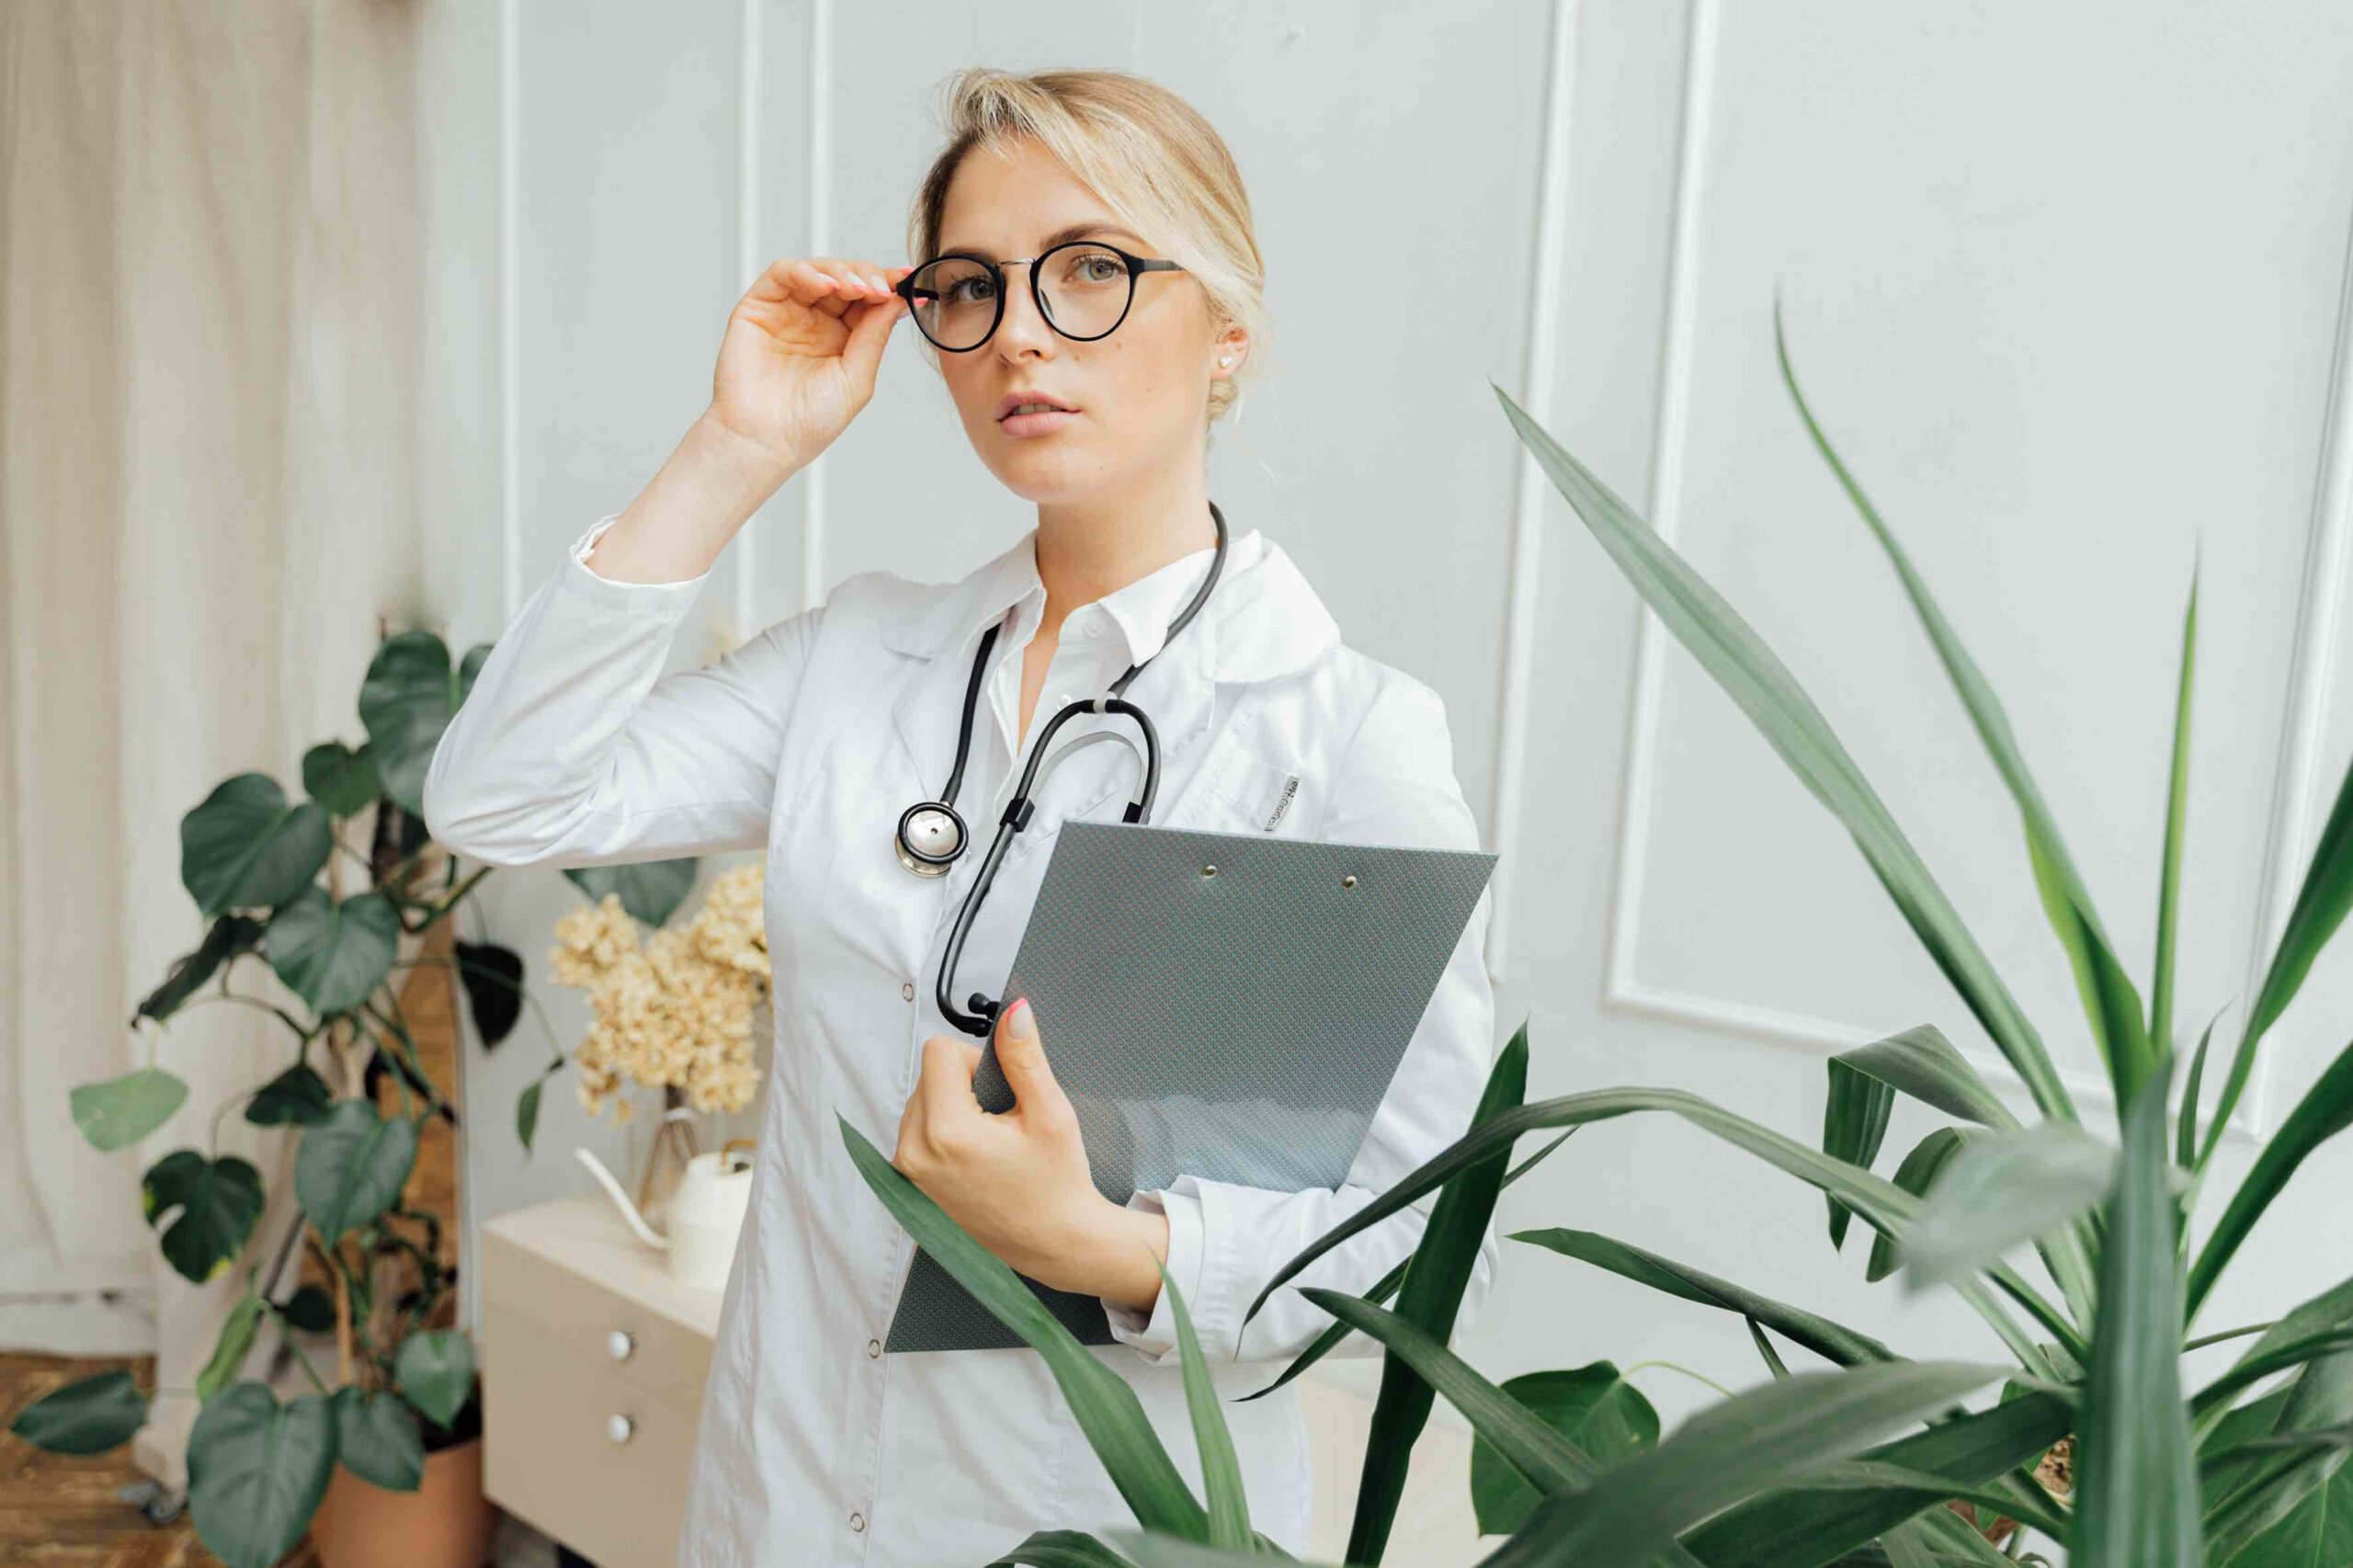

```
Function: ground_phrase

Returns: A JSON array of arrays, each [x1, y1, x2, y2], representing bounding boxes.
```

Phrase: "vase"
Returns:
[[309, 1432, 497, 1568]]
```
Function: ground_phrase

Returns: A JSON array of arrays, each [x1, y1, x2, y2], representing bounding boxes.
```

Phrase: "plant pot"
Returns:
[[309, 1432, 497, 1568]]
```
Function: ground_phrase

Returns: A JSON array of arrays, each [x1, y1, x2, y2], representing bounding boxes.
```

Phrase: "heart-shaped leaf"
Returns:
[[1471, 1363, 1658, 1534], [295, 1100, 417, 1243], [453, 940, 524, 1047], [331, 1386, 422, 1492], [565, 858, 699, 928], [71, 1067, 188, 1151], [142, 1151, 264, 1284], [186, 1384, 335, 1568], [180, 774, 333, 917], [392, 1330, 475, 1428], [301, 741, 381, 818], [279, 1283, 335, 1334], [7, 1368, 148, 1455], [264, 888, 399, 1016], [244, 1063, 335, 1128], [358, 631, 470, 815], [135, 915, 264, 1024]]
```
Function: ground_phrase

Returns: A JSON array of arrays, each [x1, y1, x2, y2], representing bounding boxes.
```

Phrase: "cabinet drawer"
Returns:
[[480, 1223, 714, 1400], [482, 1302, 701, 1568]]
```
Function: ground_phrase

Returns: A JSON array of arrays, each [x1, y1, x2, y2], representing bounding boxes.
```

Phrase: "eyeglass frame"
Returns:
[[892, 239, 1188, 353]]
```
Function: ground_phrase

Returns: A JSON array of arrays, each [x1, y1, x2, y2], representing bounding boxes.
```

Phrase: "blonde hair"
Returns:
[[905, 67, 1267, 432]]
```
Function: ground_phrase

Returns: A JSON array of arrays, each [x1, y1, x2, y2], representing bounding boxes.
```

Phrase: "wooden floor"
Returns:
[[1, 1351, 320, 1568]]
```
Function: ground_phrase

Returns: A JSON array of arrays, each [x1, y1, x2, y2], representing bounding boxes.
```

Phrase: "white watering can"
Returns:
[[575, 1137, 755, 1292]]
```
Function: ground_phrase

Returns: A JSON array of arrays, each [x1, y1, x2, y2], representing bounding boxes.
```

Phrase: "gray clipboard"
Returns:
[[885, 819, 1497, 1354]]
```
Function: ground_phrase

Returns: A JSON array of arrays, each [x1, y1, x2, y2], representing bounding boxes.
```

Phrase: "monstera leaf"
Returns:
[[358, 631, 488, 814], [565, 858, 699, 928], [7, 1369, 148, 1455], [70, 1067, 188, 1152], [331, 1386, 423, 1492], [142, 1151, 264, 1284], [134, 914, 265, 1025], [263, 888, 398, 1016], [301, 740, 381, 817], [393, 1330, 475, 1428], [452, 939, 524, 1048], [294, 1100, 417, 1242], [179, 774, 333, 917], [186, 1384, 335, 1568], [244, 1063, 334, 1128]]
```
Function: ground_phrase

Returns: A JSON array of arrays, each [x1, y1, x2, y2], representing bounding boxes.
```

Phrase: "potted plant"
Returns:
[[7, 628, 553, 1568], [838, 310, 2353, 1565]]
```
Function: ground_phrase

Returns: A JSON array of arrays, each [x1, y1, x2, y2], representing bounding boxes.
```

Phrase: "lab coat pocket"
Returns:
[[1197, 737, 1313, 836]]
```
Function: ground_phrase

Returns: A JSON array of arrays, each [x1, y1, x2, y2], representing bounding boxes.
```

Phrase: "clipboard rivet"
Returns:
[[1342, 873, 1358, 888], [1202, 863, 1218, 877]]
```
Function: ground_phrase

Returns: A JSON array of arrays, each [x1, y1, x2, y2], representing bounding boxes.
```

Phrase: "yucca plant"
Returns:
[[846, 305, 2353, 1567]]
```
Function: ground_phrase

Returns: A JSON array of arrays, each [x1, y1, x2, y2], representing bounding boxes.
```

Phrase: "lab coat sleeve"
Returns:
[[422, 513, 823, 869], [1101, 674, 1501, 1369]]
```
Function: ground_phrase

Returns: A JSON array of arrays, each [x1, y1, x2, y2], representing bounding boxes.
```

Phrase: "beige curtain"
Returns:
[[0, 0, 418, 1483]]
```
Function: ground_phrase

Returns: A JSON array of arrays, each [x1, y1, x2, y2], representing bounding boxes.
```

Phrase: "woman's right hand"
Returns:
[[705, 256, 913, 483]]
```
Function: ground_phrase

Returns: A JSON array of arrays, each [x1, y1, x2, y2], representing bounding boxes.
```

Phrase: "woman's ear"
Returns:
[[1212, 329, 1248, 378]]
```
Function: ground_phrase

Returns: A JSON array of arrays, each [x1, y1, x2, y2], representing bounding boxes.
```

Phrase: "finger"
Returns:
[[814, 256, 893, 302], [913, 1034, 982, 1128], [991, 997, 1064, 1114]]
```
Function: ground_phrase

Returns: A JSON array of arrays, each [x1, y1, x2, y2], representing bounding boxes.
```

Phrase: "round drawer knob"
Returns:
[[606, 1413, 635, 1445], [607, 1328, 635, 1362]]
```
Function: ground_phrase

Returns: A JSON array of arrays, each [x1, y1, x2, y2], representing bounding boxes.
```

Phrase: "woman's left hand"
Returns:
[[892, 996, 1127, 1293]]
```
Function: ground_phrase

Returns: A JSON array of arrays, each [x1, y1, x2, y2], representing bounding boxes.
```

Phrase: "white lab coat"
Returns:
[[423, 511, 1500, 1567]]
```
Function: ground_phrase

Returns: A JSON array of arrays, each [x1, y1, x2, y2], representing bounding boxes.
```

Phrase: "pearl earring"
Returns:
[[1219, 356, 1233, 367]]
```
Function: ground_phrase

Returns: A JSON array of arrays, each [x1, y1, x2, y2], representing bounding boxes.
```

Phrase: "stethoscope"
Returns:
[[894, 499, 1231, 1037]]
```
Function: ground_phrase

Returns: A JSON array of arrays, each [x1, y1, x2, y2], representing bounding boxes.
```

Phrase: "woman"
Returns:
[[425, 66, 1497, 1566]]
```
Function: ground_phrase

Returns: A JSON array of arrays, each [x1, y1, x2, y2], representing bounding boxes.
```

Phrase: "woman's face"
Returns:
[[924, 136, 1243, 505]]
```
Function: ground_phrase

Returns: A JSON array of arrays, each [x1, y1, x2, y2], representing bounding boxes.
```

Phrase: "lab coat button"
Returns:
[[900, 980, 915, 1002], [849, 1512, 867, 1533], [866, 1337, 881, 1358]]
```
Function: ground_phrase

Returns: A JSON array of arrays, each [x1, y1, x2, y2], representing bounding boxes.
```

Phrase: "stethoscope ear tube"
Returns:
[[903, 500, 1229, 1038]]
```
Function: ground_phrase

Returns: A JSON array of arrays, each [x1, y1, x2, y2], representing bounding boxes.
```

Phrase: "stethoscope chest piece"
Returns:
[[894, 800, 967, 877]]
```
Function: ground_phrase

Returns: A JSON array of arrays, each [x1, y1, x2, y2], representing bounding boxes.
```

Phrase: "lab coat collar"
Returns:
[[877, 519, 1338, 684]]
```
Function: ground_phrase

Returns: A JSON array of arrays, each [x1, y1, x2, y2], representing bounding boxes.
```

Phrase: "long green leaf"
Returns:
[[1828, 1026, 2018, 1131], [1680, 1391, 2075, 1568], [1774, 309, 2154, 1106], [2190, 1330, 2353, 1419], [1824, 1058, 1894, 1251], [2177, 1008, 2222, 1171], [1511, 1227, 1896, 1367], [1236, 1127, 1576, 1404], [2151, 564, 2199, 1056], [987, 1530, 1149, 1568], [1897, 1125, 2113, 1293], [2073, 1062, 2201, 1564], [1492, 379, 2077, 1124], [1348, 1023, 1526, 1565], [1870, 1129, 1972, 1284], [2188, 1035, 2353, 1319], [1157, 1258, 1247, 1550], [837, 1115, 1208, 1540], [1294, 1289, 1705, 1568], [1476, 1361, 2009, 1568], [1242, 1086, 2080, 1369]]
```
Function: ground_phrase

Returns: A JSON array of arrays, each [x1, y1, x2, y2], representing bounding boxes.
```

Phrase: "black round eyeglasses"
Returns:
[[893, 240, 1188, 353]]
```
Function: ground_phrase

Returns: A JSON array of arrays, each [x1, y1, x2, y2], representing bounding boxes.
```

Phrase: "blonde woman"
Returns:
[[425, 66, 1497, 1564]]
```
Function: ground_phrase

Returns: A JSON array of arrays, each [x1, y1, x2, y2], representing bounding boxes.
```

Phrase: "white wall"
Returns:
[[419, 0, 2353, 1462]]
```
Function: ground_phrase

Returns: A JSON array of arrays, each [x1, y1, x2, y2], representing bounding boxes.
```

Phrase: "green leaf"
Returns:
[[295, 1100, 418, 1243], [179, 773, 334, 918], [196, 1291, 265, 1402], [2205, 748, 2353, 1167], [1898, 1124, 2114, 1292], [1829, 1025, 2018, 1131], [244, 1063, 334, 1127], [1476, 1360, 2008, 1568], [2151, 564, 2198, 1058], [1824, 1055, 1894, 1251], [7, 1368, 147, 1455], [1235, 1126, 1578, 1404], [2190, 1035, 2353, 1319], [2178, 1008, 2221, 1170], [1869, 1128, 1972, 1283], [329, 1386, 422, 1493], [1471, 1363, 1658, 1535], [263, 887, 400, 1016], [134, 914, 264, 1025], [1747, 1320, 1792, 1381], [1491, 378, 2076, 1124], [1512, 1227, 1897, 1367], [392, 1330, 473, 1429], [279, 1283, 335, 1334], [1682, 1390, 2074, 1568], [516, 1077, 544, 1155], [565, 858, 700, 928], [359, 631, 467, 815], [1349, 1021, 1527, 1565], [142, 1150, 264, 1284], [1157, 1259, 1247, 1549], [984, 1531, 1150, 1568], [301, 741, 381, 818], [2074, 1062, 2201, 1565], [1775, 310, 2154, 1107], [836, 1113, 1209, 1540], [452, 940, 524, 1048], [1101, 1534, 1290, 1568], [185, 1384, 335, 1568], [71, 1067, 188, 1151]]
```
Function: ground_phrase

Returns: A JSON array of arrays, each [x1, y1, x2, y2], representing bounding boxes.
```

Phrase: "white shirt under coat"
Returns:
[[423, 510, 1501, 1566]]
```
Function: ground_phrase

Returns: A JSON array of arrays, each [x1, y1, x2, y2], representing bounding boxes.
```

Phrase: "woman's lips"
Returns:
[[999, 407, 1080, 437]]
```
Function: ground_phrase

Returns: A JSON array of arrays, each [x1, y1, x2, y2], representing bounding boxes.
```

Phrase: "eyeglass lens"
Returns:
[[905, 243, 1131, 350]]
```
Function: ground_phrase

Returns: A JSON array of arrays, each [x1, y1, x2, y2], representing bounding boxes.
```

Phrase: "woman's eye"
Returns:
[[948, 278, 995, 305]]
